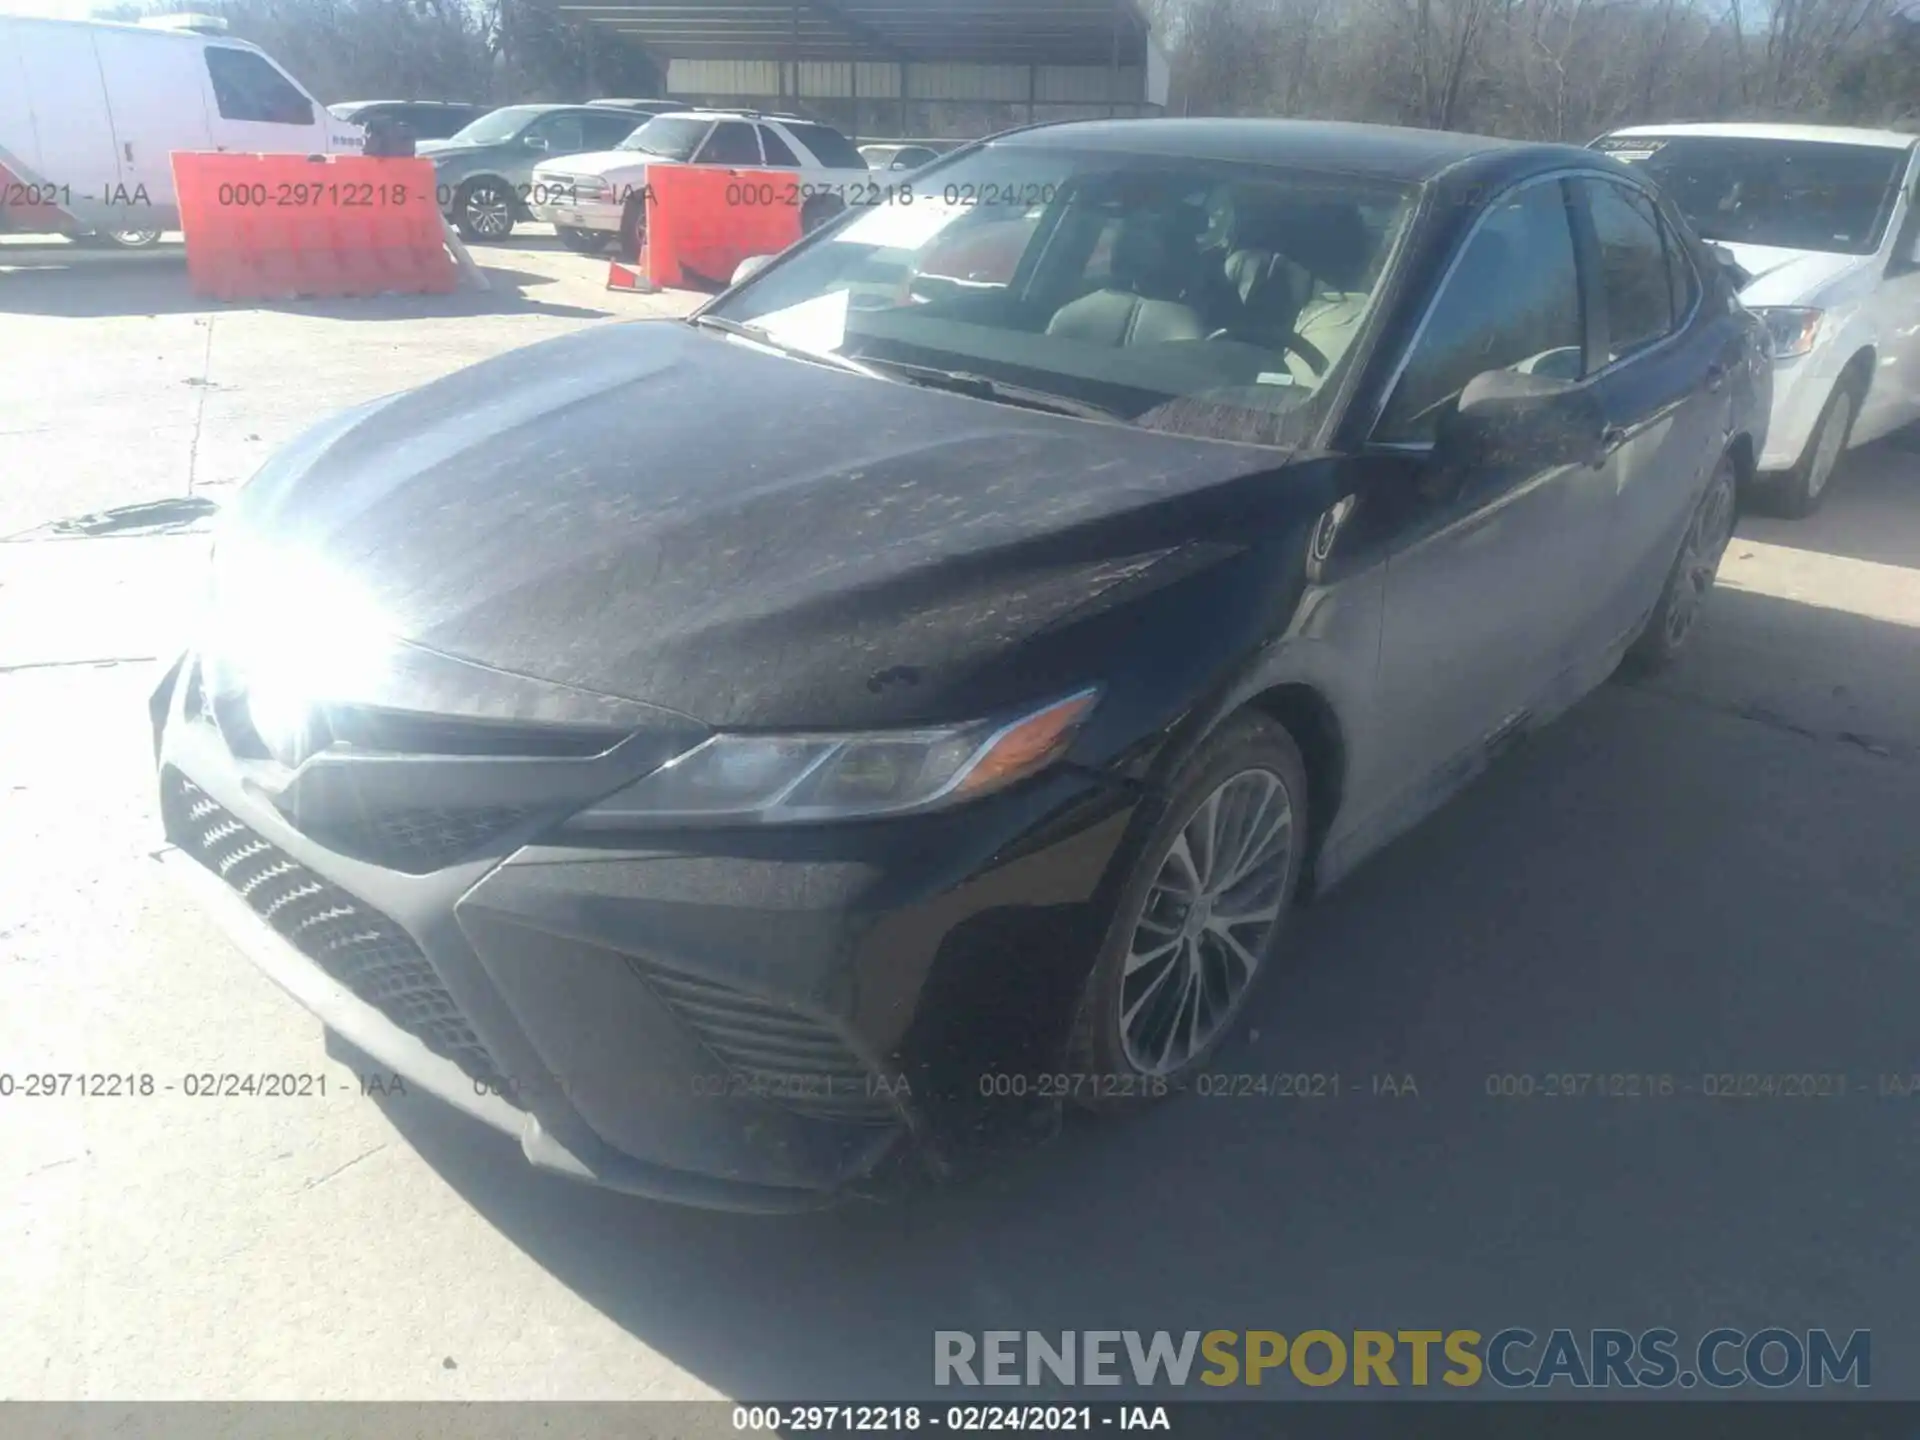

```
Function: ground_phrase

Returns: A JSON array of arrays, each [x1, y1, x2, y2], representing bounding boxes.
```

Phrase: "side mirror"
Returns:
[[1433, 368, 1607, 476], [730, 254, 775, 286], [1707, 241, 1751, 290], [523, 134, 549, 152]]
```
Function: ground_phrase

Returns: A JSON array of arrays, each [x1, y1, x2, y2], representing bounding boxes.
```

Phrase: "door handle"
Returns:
[[123, 141, 133, 163], [1599, 424, 1628, 455]]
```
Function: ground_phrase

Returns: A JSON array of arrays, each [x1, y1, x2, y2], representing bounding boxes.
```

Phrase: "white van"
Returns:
[[0, 15, 364, 240]]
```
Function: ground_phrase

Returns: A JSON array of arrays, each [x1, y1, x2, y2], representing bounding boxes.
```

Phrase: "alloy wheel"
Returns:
[[1806, 391, 1852, 500], [463, 183, 513, 240], [1118, 768, 1294, 1075], [1664, 469, 1736, 648]]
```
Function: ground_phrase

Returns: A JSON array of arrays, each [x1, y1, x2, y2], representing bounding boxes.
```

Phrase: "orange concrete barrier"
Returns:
[[644, 166, 804, 290], [172, 153, 455, 301]]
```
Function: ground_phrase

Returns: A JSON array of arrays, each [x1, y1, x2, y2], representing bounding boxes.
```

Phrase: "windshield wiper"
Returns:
[[686, 314, 884, 378], [857, 359, 1127, 422]]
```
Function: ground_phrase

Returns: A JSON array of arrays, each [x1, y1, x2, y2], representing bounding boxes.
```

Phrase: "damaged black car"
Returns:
[[151, 118, 1770, 1210]]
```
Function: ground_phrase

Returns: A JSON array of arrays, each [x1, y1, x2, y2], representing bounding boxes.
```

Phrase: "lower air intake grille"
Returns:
[[301, 805, 541, 875], [628, 961, 896, 1125], [162, 769, 512, 1095]]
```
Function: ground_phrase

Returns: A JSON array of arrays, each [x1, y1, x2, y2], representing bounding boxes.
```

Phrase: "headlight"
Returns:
[[570, 688, 1100, 827], [1753, 306, 1823, 359]]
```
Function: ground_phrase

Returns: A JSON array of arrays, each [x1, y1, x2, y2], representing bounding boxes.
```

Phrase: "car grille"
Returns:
[[300, 805, 543, 875], [161, 769, 513, 1096], [626, 960, 896, 1125]]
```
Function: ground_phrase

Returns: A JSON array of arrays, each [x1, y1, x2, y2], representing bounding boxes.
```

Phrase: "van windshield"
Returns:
[[1596, 134, 1908, 255], [447, 107, 545, 146]]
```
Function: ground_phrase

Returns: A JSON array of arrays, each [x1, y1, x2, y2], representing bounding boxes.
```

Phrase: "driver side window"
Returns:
[[1375, 179, 1584, 444]]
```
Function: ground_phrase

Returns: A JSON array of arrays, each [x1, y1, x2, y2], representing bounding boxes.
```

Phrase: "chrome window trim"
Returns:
[[1363, 164, 1703, 446]]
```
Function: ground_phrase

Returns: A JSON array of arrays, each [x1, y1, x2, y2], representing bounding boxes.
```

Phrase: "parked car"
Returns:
[[0, 14, 363, 241], [420, 104, 644, 241], [859, 141, 944, 172], [152, 118, 1767, 1212], [1593, 122, 1920, 515], [528, 109, 870, 258], [326, 100, 485, 141]]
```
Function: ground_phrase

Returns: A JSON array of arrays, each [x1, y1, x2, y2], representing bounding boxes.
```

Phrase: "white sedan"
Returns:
[[530, 110, 875, 263]]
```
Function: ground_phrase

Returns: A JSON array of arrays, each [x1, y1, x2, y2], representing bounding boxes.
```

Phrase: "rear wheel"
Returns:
[[556, 225, 612, 256], [453, 179, 516, 243], [800, 194, 844, 234], [1757, 374, 1859, 518], [1066, 712, 1309, 1106], [1623, 452, 1738, 675]]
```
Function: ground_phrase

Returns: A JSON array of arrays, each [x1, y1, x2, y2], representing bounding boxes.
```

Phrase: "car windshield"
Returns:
[[1596, 135, 1907, 255], [709, 144, 1416, 449], [447, 107, 545, 146], [619, 116, 711, 157]]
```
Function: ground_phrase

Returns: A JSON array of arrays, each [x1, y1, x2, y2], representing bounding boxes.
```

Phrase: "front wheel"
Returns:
[[618, 194, 647, 263], [1066, 711, 1309, 1105], [453, 179, 516, 242], [556, 225, 612, 256], [1622, 453, 1737, 675], [1758, 376, 1858, 518]]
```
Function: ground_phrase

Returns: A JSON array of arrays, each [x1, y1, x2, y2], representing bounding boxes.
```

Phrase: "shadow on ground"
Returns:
[[0, 250, 612, 320], [362, 582, 1920, 1402]]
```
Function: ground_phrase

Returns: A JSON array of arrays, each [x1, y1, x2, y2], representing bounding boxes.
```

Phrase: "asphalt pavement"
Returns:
[[3, 234, 1918, 1401]]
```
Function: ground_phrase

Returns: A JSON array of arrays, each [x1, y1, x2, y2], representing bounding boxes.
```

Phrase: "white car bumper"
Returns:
[[527, 195, 623, 233]]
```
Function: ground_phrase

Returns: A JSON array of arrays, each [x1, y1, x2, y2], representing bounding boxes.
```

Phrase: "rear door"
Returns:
[[89, 29, 213, 224], [1867, 148, 1920, 441], [1571, 174, 1730, 644], [1364, 175, 1615, 823], [2, 21, 124, 233], [199, 44, 329, 157]]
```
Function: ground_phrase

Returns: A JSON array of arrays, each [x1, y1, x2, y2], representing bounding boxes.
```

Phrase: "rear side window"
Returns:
[[204, 48, 314, 126], [758, 126, 801, 167], [1583, 179, 1677, 362], [1376, 179, 1585, 443], [784, 122, 864, 169], [1659, 209, 1701, 318], [698, 122, 761, 165]]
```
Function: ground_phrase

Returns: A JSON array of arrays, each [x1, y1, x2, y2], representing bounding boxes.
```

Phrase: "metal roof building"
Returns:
[[558, 0, 1168, 140]]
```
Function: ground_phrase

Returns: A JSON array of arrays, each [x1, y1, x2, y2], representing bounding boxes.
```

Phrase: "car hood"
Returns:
[[540, 149, 660, 178], [228, 323, 1326, 729], [1724, 242, 1872, 307]]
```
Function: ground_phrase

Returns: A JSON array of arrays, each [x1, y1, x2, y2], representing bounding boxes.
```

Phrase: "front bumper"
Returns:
[[152, 654, 1136, 1209], [528, 196, 621, 233]]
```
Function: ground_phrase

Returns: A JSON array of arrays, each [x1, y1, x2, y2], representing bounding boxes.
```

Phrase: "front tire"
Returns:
[[1623, 452, 1737, 675], [618, 194, 647, 263], [1758, 375, 1858, 518], [453, 179, 516, 243], [556, 225, 612, 256], [1066, 712, 1309, 1105]]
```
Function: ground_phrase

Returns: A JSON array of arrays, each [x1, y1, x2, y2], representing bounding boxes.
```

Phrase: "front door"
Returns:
[[1573, 175, 1731, 642], [1363, 176, 1616, 826], [199, 45, 329, 159]]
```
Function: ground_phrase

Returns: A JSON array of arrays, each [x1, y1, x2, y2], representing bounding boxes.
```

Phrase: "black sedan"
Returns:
[[151, 119, 1769, 1211]]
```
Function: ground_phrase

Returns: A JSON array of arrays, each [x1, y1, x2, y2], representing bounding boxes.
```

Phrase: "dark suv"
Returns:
[[326, 101, 485, 141]]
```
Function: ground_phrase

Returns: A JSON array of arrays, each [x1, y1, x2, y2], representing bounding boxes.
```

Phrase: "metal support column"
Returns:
[[1027, 62, 1037, 124], [1109, 0, 1121, 118]]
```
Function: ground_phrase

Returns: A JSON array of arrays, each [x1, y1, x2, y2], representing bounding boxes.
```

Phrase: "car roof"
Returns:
[[989, 117, 1582, 185], [1606, 120, 1918, 150]]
